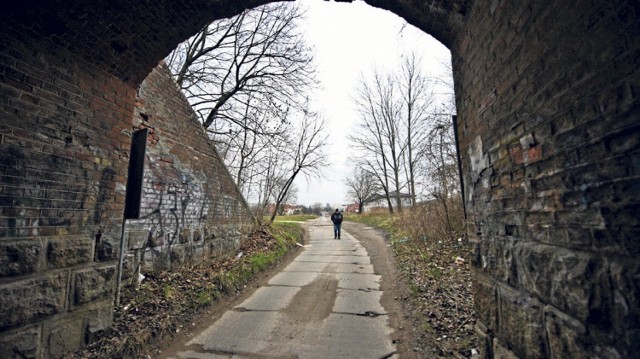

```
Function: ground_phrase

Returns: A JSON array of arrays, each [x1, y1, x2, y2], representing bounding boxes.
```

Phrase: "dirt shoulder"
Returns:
[[348, 218, 478, 358], [346, 221, 435, 358]]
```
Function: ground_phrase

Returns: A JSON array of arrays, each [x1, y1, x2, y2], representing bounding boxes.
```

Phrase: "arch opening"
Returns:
[[0, 1, 638, 358]]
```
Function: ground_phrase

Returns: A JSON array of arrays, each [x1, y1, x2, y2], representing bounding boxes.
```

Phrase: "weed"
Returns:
[[250, 253, 271, 272], [422, 321, 435, 334], [415, 247, 431, 262], [427, 267, 443, 278], [195, 290, 212, 307], [163, 285, 174, 299], [409, 283, 421, 295], [273, 214, 318, 222]]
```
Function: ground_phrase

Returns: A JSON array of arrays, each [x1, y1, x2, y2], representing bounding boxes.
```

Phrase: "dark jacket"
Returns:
[[331, 212, 343, 224]]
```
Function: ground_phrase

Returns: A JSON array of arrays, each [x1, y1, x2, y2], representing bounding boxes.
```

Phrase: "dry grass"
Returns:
[[348, 196, 477, 357]]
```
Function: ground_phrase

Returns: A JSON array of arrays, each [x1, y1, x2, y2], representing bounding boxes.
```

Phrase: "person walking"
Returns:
[[331, 208, 343, 239]]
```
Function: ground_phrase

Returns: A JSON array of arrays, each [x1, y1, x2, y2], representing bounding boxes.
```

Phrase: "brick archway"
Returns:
[[1, 0, 469, 84], [1, 1, 638, 358]]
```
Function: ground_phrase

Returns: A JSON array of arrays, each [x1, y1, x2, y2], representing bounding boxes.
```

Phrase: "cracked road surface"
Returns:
[[165, 217, 397, 358]]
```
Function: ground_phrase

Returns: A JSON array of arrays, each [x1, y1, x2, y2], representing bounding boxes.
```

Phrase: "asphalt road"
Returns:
[[165, 216, 398, 358]]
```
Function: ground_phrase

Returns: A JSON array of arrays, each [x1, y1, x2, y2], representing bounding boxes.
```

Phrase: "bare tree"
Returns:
[[311, 202, 323, 215], [344, 168, 379, 214], [269, 113, 328, 223], [251, 135, 289, 221], [350, 69, 406, 213], [221, 95, 290, 192], [398, 53, 433, 206], [413, 56, 462, 240], [350, 51, 448, 214], [166, 2, 317, 202], [418, 107, 460, 240], [166, 2, 315, 134], [273, 183, 298, 215]]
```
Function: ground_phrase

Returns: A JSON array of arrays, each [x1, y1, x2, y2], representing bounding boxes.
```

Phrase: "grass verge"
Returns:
[[347, 211, 477, 357], [272, 214, 319, 222], [70, 223, 304, 359]]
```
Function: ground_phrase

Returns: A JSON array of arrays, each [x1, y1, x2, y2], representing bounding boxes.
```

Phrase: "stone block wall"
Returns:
[[452, 1, 640, 357]]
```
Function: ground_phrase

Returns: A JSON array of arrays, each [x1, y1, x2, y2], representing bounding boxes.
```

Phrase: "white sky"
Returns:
[[293, 0, 451, 207]]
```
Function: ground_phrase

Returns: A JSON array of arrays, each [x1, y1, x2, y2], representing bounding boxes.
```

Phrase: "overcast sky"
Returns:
[[292, 0, 451, 207]]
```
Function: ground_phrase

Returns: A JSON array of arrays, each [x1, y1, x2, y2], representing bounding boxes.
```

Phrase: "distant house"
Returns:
[[283, 204, 303, 215], [363, 193, 412, 212], [263, 203, 302, 215], [344, 203, 359, 213]]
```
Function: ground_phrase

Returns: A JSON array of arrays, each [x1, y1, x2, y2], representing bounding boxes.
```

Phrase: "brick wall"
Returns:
[[2, 0, 639, 358], [125, 63, 252, 275], [0, 37, 133, 358], [0, 35, 251, 359], [452, 1, 640, 357]]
